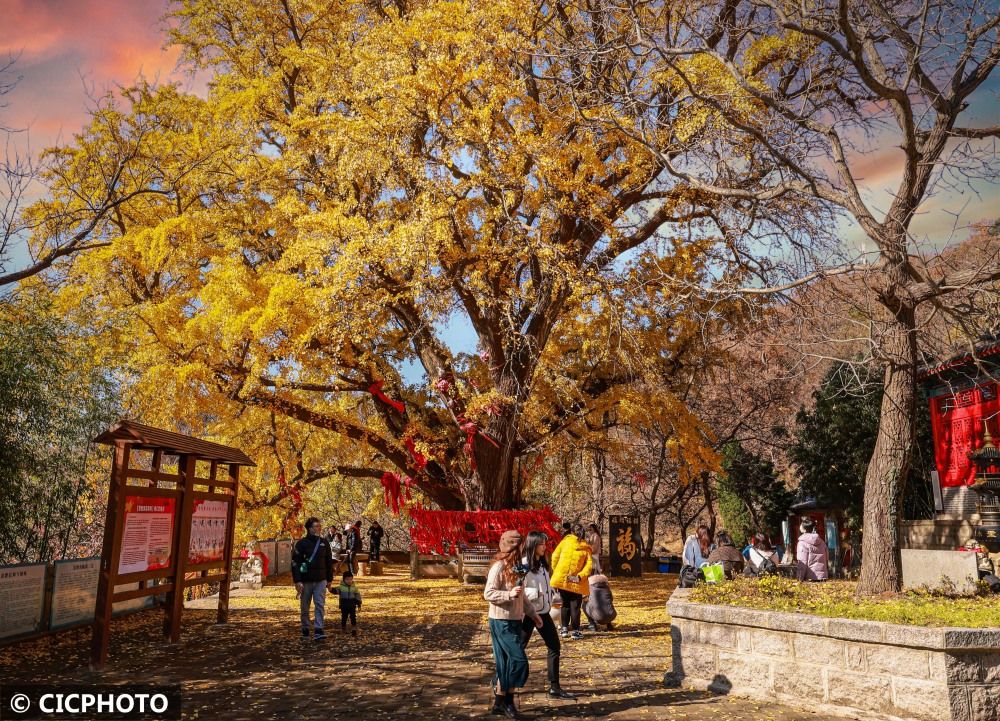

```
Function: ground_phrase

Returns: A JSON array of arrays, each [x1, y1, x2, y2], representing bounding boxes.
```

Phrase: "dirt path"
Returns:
[[1, 568, 850, 720]]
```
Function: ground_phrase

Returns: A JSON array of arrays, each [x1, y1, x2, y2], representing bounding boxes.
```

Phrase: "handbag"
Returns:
[[298, 536, 323, 575], [702, 562, 725, 584]]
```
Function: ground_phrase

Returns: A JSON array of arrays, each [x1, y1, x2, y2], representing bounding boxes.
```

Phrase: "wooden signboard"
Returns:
[[90, 420, 254, 668], [608, 515, 642, 577]]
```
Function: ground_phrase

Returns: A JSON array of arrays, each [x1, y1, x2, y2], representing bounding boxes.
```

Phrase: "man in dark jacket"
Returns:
[[367, 520, 385, 562], [345, 520, 363, 572], [292, 517, 334, 640]]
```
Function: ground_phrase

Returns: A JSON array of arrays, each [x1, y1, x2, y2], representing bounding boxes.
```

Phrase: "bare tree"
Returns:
[[556, 0, 1000, 593], [1, 71, 186, 289]]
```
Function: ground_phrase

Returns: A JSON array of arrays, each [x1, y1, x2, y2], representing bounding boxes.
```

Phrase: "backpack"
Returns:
[[678, 565, 702, 588], [758, 556, 778, 575], [749, 548, 778, 576]]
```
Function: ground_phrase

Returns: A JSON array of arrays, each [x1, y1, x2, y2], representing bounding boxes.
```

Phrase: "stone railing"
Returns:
[[666, 588, 1000, 721]]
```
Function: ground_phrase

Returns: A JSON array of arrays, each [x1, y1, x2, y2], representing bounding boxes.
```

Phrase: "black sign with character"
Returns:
[[608, 515, 641, 577]]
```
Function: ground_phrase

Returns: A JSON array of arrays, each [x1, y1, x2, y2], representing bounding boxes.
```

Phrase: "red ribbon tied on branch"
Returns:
[[456, 415, 500, 472], [368, 380, 405, 414], [380, 471, 414, 515], [404, 436, 428, 471]]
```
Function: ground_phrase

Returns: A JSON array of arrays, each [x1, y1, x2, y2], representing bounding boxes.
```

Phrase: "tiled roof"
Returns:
[[93, 420, 255, 466]]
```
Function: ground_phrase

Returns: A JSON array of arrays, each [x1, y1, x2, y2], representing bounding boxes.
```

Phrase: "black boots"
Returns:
[[490, 694, 505, 715], [547, 656, 577, 699], [502, 693, 521, 719]]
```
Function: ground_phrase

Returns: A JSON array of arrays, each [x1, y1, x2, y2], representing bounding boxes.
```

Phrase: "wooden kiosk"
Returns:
[[90, 421, 254, 668]]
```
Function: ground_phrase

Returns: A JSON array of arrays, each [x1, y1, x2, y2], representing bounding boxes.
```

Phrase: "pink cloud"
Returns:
[[0, 0, 186, 152]]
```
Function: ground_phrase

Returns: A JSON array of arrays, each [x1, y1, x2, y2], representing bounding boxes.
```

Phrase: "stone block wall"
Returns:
[[667, 588, 1000, 721]]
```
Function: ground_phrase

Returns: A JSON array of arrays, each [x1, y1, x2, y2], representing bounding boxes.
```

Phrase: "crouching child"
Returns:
[[584, 574, 617, 631], [336, 570, 362, 635]]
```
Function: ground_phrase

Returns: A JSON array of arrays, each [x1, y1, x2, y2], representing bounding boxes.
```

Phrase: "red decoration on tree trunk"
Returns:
[[457, 415, 501, 472], [407, 507, 562, 554], [368, 380, 406, 414]]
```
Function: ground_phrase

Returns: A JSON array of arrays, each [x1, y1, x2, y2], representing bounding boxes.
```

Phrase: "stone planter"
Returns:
[[666, 588, 1000, 721]]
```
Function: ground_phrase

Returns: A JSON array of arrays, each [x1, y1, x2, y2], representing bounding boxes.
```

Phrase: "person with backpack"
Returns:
[[679, 525, 713, 588], [745, 534, 780, 576], [291, 517, 334, 640]]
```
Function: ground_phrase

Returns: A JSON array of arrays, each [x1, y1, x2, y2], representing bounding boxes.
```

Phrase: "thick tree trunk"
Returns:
[[473, 414, 518, 510], [856, 306, 917, 595]]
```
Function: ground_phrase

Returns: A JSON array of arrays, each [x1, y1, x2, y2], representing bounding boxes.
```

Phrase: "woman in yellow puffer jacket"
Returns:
[[550, 524, 593, 639]]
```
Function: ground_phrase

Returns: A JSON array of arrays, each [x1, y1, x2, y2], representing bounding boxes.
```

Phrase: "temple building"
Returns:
[[902, 337, 1000, 551]]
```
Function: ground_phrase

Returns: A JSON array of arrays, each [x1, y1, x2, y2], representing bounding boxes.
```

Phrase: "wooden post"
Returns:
[[164, 454, 196, 643], [217, 463, 239, 624], [410, 546, 420, 580], [91, 443, 131, 669]]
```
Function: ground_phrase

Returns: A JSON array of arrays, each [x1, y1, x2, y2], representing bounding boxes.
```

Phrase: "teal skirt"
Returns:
[[489, 618, 529, 690]]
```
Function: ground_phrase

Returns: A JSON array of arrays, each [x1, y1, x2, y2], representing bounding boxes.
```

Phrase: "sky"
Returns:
[[1, 0, 998, 365], [1, 1, 186, 148]]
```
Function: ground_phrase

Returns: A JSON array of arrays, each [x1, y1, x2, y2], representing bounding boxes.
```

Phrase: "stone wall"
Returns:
[[667, 588, 1000, 721], [902, 518, 979, 551]]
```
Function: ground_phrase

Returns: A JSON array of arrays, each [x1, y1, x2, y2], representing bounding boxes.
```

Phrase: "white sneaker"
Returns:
[[558, 626, 569, 638]]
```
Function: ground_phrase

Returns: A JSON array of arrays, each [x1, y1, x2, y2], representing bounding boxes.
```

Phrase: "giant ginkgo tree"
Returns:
[[39, 0, 771, 511]]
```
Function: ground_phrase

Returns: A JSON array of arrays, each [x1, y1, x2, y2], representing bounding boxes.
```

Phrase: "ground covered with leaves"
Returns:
[[690, 574, 1000, 627], [2, 568, 844, 720]]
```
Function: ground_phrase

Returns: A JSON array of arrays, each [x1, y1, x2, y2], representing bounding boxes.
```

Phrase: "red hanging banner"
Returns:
[[929, 382, 1000, 487]]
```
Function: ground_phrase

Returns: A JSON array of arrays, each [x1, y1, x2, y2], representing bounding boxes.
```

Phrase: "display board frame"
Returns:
[[90, 420, 254, 668], [0, 561, 48, 640], [49, 556, 100, 631]]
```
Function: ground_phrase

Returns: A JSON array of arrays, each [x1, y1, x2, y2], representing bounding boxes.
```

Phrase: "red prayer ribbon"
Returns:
[[368, 380, 405, 414], [380, 471, 414, 515], [407, 507, 562, 554], [404, 436, 428, 471]]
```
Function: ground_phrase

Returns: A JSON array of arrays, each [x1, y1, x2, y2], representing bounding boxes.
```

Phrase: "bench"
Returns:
[[460, 545, 497, 584]]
